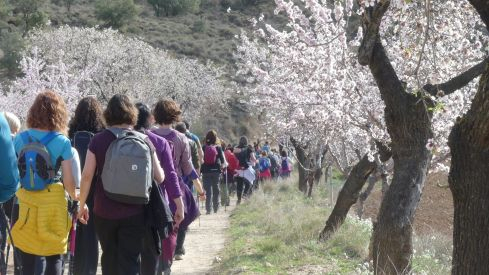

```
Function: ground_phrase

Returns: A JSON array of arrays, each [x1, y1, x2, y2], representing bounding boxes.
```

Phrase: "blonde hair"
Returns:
[[3, 112, 21, 134]]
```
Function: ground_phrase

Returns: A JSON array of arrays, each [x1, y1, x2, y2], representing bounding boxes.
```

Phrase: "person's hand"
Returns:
[[174, 206, 184, 226], [77, 204, 89, 224], [198, 192, 206, 201]]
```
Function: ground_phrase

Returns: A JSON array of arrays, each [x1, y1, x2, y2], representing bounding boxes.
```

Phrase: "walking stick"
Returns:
[[224, 169, 229, 212]]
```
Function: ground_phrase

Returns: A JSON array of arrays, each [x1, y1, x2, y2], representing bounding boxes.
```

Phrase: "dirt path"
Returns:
[[6, 202, 233, 275], [172, 202, 234, 275]]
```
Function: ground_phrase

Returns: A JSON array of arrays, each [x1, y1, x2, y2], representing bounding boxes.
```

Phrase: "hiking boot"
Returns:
[[206, 210, 211, 215], [174, 254, 183, 261]]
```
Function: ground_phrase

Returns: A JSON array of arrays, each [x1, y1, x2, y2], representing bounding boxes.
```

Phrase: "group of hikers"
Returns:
[[0, 90, 294, 275]]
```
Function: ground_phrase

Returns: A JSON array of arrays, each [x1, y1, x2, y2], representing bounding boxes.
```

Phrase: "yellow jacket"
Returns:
[[11, 183, 71, 256]]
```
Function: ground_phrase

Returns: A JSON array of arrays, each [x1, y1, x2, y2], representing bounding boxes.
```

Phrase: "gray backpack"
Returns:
[[101, 128, 153, 204]]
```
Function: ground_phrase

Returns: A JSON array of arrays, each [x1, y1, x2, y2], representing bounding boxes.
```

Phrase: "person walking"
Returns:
[[68, 97, 106, 275], [135, 103, 184, 275], [258, 151, 272, 182], [77, 94, 165, 275], [151, 99, 204, 267], [234, 136, 256, 205], [200, 130, 225, 214], [174, 122, 200, 190], [223, 144, 239, 200], [0, 111, 19, 275], [280, 150, 293, 178], [12, 90, 77, 275]]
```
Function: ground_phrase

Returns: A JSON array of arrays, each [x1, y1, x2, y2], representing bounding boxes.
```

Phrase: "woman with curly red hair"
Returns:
[[12, 90, 77, 275]]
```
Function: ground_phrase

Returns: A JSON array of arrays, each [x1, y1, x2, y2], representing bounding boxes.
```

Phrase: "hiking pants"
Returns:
[[15, 250, 62, 275], [94, 213, 145, 275], [202, 172, 220, 213], [175, 227, 187, 255], [236, 177, 251, 203], [74, 198, 98, 275]]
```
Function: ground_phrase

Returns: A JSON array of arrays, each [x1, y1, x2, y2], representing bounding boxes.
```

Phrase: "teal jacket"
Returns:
[[0, 114, 19, 202]]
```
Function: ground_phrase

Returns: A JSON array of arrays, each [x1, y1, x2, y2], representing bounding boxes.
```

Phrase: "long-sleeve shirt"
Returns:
[[146, 131, 182, 202], [151, 128, 197, 180], [0, 114, 18, 203]]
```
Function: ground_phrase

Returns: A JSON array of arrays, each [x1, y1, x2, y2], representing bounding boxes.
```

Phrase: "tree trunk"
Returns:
[[290, 137, 308, 192], [356, 174, 377, 219], [366, 39, 432, 274], [446, 3, 489, 274], [319, 154, 376, 241]]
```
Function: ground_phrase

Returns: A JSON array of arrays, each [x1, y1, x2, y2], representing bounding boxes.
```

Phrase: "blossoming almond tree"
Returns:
[[0, 26, 228, 122], [236, 0, 486, 272]]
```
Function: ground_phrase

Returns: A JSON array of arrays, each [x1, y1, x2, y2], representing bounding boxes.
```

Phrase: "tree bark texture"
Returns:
[[357, 1, 433, 271], [356, 174, 378, 219], [319, 154, 376, 241], [448, 2, 489, 273], [290, 137, 308, 193], [367, 38, 432, 275]]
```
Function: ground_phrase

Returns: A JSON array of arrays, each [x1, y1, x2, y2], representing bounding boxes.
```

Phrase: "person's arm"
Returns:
[[61, 139, 76, 199], [218, 147, 227, 169], [152, 151, 164, 184], [196, 139, 204, 164], [61, 160, 77, 200], [77, 150, 96, 224], [159, 138, 184, 225], [250, 149, 257, 164], [0, 116, 19, 203]]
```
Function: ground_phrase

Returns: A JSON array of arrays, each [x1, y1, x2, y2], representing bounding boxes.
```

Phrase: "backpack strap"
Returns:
[[39, 131, 60, 146], [107, 127, 129, 138], [20, 131, 32, 144]]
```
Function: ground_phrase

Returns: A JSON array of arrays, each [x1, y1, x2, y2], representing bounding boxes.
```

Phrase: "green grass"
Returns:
[[213, 174, 452, 274]]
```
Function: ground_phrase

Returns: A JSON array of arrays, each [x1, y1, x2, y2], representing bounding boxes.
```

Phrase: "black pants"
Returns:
[[15, 250, 62, 275], [202, 173, 220, 213], [94, 213, 145, 275], [141, 228, 172, 275], [74, 198, 98, 275], [236, 177, 251, 203]]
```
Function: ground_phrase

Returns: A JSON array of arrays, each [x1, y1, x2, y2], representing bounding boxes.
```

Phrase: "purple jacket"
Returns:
[[146, 131, 182, 204]]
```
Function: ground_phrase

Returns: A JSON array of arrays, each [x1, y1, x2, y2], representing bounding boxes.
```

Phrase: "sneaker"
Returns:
[[206, 210, 211, 215], [174, 254, 183, 261]]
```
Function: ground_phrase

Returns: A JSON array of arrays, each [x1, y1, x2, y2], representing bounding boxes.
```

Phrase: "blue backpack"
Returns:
[[18, 132, 60, 191], [259, 157, 270, 172]]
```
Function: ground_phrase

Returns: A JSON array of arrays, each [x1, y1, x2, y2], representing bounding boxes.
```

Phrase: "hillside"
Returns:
[[44, 0, 282, 70]]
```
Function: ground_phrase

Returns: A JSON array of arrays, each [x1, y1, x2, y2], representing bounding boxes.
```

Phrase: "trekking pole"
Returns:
[[68, 202, 78, 275], [1, 205, 22, 275], [5, 198, 15, 272], [224, 169, 229, 212]]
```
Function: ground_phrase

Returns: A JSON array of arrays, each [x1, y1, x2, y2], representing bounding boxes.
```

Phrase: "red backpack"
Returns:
[[204, 145, 218, 165]]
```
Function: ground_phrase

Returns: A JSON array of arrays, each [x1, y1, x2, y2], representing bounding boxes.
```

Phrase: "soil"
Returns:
[[359, 174, 454, 236], [172, 202, 234, 275]]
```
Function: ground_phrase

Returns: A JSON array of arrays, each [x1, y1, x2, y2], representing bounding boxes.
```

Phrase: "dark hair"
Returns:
[[281, 150, 287, 157], [27, 90, 69, 135], [68, 97, 105, 139], [135, 103, 152, 131], [205, 130, 217, 145], [183, 120, 190, 130], [153, 99, 182, 125], [175, 122, 187, 134], [103, 94, 138, 127], [238, 136, 248, 148]]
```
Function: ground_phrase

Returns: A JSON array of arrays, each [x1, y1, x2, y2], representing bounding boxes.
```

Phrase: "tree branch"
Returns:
[[423, 57, 489, 97]]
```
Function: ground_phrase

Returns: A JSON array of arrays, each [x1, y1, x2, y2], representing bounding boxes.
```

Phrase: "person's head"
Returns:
[[3, 112, 21, 135], [174, 122, 187, 134], [69, 96, 105, 137], [239, 136, 248, 148], [281, 150, 287, 157], [205, 130, 218, 145], [27, 90, 69, 134], [261, 151, 268, 157], [183, 120, 190, 131], [103, 94, 138, 127], [153, 99, 182, 126], [265, 141, 269, 145], [135, 102, 154, 131]]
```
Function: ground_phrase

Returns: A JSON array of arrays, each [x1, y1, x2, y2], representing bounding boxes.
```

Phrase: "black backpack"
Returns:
[[72, 131, 95, 169], [236, 147, 250, 169]]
